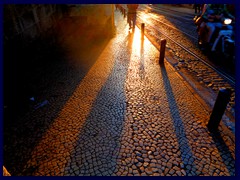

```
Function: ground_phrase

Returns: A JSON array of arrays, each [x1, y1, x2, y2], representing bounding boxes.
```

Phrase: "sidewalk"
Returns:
[[6, 10, 235, 176]]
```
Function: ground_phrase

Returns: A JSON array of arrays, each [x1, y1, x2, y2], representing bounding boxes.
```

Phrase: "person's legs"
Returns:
[[198, 22, 211, 44], [209, 22, 223, 43], [132, 13, 137, 30], [127, 13, 132, 29], [197, 5, 200, 13], [206, 22, 216, 43]]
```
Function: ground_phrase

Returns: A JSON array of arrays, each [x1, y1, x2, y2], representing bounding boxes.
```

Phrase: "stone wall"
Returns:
[[3, 4, 114, 44], [67, 4, 114, 37], [4, 4, 62, 44], [69, 4, 113, 24]]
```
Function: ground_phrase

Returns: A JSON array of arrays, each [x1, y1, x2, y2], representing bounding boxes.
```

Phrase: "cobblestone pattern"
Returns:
[[5, 11, 235, 176], [63, 23, 130, 175], [112, 13, 235, 175], [135, 5, 235, 116]]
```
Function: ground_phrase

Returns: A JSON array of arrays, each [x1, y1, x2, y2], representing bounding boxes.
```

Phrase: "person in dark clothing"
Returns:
[[194, 4, 201, 14], [127, 4, 139, 30], [202, 4, 234, 44]]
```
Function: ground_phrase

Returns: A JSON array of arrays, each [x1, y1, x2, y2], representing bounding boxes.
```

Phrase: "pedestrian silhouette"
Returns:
[[194, 4, 201, 14], [127, 4, 139, 31]]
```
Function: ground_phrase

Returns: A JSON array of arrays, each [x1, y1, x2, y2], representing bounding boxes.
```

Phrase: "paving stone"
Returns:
[[128, 167, 133, 174], [141, 172, 147, 176], [164, 168, 169, 174], [136, 147, 142, 151], [137, 157, 144, 163], [176, 171, 182, 176], [186, 165, 191, 170], [142, 154, 148, 158], [145, 167, 153, 175], [133, 170, 139, 175], [166, 162, 172, 169], [136, 162, 143, 167], [132, 165, 137, 170], [169, 169, 175, 175], [181, 169, 186, 176], [139, 166, 145, 173], [136, 152, 142, 157], [152, 168, 158, 173], [144, 158, 151, 163]]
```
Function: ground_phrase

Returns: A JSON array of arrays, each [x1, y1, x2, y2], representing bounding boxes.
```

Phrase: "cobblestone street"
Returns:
[[4, 10, 235, 176]]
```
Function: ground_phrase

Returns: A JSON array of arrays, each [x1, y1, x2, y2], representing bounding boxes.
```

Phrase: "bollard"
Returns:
[[141, 23, 145, 40], [159, 39, 167, 64], [207, 88, 232, 133]]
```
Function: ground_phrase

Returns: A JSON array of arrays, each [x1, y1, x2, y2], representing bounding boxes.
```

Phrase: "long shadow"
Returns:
[[209, 131, 235, 175], [160, 64, 198, 176], [139, 35, 145, 80], [64, 32, 131, 175], [3, 16, 113, 175]]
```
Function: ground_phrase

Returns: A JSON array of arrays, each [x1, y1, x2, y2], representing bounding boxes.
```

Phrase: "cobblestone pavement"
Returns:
[[6, 11, 235, 176]]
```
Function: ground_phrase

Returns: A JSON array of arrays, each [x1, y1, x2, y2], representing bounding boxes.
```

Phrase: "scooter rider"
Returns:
[[202, 4, 235, 47]]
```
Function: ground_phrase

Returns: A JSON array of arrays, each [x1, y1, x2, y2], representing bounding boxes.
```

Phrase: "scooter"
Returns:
[[210, 18, 235, 61], [195, 17, 235, 62]]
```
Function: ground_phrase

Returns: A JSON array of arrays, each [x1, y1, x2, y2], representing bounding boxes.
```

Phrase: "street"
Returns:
[[3, 5, 235, 176]]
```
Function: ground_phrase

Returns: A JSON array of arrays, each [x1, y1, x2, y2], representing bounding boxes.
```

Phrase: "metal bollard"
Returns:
[[207, 88, 232, 133], [159, 39, 167, 64], [141, 23, 145, 40]]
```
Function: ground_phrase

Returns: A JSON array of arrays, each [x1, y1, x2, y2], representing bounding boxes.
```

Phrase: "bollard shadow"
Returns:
[[160, 63, 198, 175], [139, 36, 145, 80], [209, 131, 235, 175]]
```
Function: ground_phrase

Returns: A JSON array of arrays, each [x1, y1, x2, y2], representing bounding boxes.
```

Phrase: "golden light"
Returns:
[[131, 29, 142, 54], [23, 38, 116, 175]]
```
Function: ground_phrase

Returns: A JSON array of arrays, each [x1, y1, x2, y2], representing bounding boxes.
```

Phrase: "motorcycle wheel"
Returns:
[[224, 41, 235, 65]]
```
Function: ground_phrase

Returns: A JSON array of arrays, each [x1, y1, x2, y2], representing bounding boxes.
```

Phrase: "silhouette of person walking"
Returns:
[[127, 4, 139, 31], [194, 4, 201, 14]]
